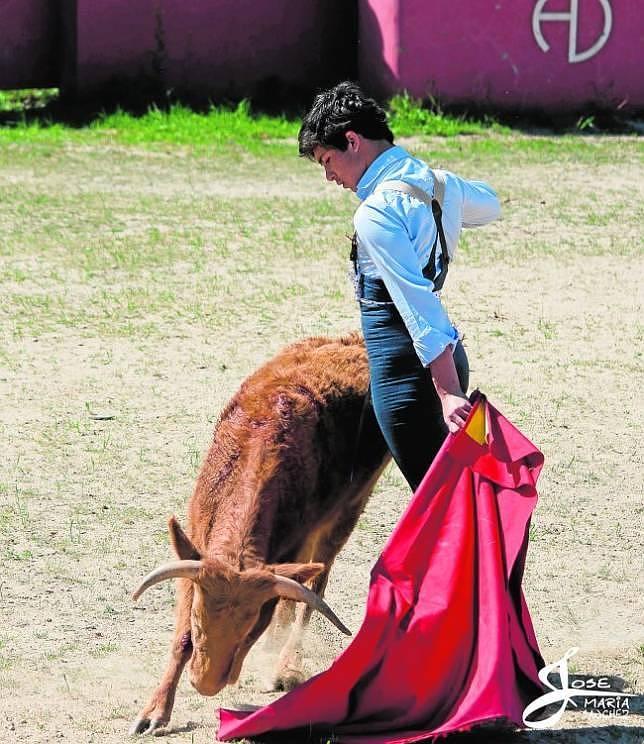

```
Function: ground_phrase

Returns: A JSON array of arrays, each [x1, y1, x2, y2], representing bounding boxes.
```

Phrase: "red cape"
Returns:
[[219, 393, 545, 743]]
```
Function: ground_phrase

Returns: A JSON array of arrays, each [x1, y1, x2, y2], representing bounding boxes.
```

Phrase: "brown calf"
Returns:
[[130, 332, 390, 735]]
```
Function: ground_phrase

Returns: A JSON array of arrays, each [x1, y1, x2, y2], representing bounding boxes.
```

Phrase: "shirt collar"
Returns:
[[356, 144, 408, 201]]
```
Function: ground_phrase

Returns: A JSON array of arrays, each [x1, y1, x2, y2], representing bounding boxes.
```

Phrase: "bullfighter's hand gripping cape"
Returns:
[[218, 392, 545, 743]]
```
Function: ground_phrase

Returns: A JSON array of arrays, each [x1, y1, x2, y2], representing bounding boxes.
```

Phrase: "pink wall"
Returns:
[[0, 0, 57, 89], [66, 0, 353, 97], [1, 0, 640, 111], [359, 0, 644, 110]]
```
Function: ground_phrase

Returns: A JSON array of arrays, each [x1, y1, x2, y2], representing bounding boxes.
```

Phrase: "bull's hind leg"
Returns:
[[130, 580, 193, 735]]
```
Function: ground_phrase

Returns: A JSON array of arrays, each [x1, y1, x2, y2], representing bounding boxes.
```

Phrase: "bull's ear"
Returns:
[[269, 562, 325, 584], [168, 516, 201, 560]]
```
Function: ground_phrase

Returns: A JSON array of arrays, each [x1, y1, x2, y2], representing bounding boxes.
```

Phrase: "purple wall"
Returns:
[[65, 0, 354, 97], [0, 0, 58, 89], [359, 0, 644, 110]]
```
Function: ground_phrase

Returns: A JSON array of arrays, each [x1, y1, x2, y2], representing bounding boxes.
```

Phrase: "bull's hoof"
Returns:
[[270, 666, 307, 692], [129, 716, 169, 736]]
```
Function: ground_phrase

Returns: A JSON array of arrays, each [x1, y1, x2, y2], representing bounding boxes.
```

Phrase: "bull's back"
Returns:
[[190, 333, 389, 561], [258, 335, 389, 562]]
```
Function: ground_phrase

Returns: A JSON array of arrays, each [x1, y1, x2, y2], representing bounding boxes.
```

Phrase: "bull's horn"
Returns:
[[273, 575, 352, 636], [132, 560, 204, 601]]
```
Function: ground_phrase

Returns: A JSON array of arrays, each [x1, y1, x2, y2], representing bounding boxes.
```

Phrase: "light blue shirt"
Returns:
[[354, 145, 501, 366]]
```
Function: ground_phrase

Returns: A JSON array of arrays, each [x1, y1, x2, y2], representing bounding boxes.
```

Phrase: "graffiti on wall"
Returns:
[[532, 0, 613, 63]]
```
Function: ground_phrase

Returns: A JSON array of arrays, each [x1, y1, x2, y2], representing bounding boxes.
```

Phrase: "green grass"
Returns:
[[90, 99, 300, 147], [388, 91, 506, 136], [0, 101, 295, 151], [0, 91, 503, 150], [0, 87, 641, 169]]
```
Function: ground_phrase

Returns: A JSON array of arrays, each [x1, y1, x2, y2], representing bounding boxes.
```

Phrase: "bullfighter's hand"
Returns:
[[440, 393, 472, 433], [427, 347, 471, 433]]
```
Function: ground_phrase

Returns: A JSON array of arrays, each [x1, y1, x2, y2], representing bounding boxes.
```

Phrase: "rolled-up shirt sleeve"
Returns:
[[459, 178, 501, 227], [441, 176, 501, 260], [354, 198, 459, 367]]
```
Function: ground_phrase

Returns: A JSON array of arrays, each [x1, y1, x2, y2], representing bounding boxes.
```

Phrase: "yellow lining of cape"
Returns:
[[465, 400, 487, 446]]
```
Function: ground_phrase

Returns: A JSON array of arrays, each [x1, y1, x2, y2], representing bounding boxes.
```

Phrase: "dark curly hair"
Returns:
[[298, 81, 394, 159]]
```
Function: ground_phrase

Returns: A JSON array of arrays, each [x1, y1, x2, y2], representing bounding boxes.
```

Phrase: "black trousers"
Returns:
[[359, 275, 469, 492]]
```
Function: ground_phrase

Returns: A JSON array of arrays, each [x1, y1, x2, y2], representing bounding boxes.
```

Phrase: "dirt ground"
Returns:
[[0, 133, 642, 743]]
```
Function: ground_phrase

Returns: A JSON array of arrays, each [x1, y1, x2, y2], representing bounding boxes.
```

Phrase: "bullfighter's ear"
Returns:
[[168, 516, 201, 560], [269, 562, 325, 584]]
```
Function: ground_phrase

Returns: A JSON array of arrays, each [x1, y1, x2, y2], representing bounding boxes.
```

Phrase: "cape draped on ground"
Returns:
[[218, 392, 545, 743]]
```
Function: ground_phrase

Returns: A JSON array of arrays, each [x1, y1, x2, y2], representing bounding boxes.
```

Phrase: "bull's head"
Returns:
[[132, 517, 350, 696]]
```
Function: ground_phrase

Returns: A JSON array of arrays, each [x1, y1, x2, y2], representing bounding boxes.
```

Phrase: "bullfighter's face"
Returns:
[[313, 131, 368, 192]]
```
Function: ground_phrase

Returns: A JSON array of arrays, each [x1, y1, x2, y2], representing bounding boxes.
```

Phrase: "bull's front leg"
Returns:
[[270, 476, 384, 691], [130, 580, 193, 735], [270, 568, 331, 691], [264, 597, 296, 654]]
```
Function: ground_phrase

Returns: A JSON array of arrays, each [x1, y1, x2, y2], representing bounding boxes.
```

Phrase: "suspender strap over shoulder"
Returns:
[[431, 168, 446, 208], [373, 171, 450, 291]]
